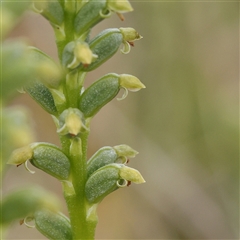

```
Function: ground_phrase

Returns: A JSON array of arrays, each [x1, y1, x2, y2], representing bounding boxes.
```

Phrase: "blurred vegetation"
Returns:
[[1, 2, 61, 238], [127, 2, 239, 239], [2, 1, 239, 240]]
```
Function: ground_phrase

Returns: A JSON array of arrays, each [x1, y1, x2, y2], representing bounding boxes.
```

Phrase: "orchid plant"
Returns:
[[2, 1, 145, 239]]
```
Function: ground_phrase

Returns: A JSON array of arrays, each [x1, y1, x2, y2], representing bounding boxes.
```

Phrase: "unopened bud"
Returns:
[[34, 209, 72, 240], [79, 73, 120, 118], [87, 146, 118, 177], [87, 144, 139, 178], [74, 0, 107, 37], [30, 142, 71, 180], [25, 80, 58, 116], [85, 163, 121, 203], [8, 143, 71, 180]]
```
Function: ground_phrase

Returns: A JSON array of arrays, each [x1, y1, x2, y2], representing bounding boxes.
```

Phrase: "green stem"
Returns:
[[64, 0, 75, 43], [56, 2, 98, 238], [61, 124, 97, 239], [65, 70, 86, 108]]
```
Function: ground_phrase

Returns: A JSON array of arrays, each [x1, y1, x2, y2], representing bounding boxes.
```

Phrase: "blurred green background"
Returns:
[[3, 1, 239, 239]]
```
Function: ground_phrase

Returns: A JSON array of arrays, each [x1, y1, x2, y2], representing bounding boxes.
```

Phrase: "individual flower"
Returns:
[[57, 108, 88, 136], [119, 27, 143, 54], [118, 74, 146, 100]]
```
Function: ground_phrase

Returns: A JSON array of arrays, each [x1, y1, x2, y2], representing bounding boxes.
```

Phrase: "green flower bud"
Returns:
[[80, 28, 123, 71], [25, 80, 58, 116], [1, 187, 60, 226], [79, 27, 142, 71], [120, 166, 145, 184], [85, 163, 145, 203], [34, 209, 72, 240], [85, 163, 122, 203], [7, 142, 70, 180], [79, 73, 120, 118], [57, 108, 87, 136], [74, 0, 108, 37], [29, 142, 70, 180], [87, 144, 138, 177], [79, 73, 145, 117], [33, 1, 64, 26], [87, 147, 118, 178], [107, 0, 133, 13]]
